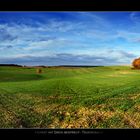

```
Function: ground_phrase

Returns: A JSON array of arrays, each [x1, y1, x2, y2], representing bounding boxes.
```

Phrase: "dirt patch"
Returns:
[[48, 95, 72, 100], [123, 112, 140, 128], [129, 93, 140, 100], [16, 94, 35, 100], [119, 71, 133, 74], [107, 74, 119, 77], [108, 93, 140, 100], [108, 71, 133, 77], [47, 106, 116, 128], [34, 104, 59, 114], [134, 104, 140, 112], [108, 97, 126, 100]]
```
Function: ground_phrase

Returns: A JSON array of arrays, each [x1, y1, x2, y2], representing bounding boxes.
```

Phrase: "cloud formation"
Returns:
[[0, 28, 17, 42], [0, 50, 136, 66], [0, 12, 139, 65]]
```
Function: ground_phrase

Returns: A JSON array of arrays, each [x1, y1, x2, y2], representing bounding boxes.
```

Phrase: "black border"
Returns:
[[0, 0, 140, 138], [0, 128, 140, 138], [0, 0, 140, 11]]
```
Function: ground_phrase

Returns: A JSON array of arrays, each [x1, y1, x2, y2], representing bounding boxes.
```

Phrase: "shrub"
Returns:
[[36, 68, 42, 74]]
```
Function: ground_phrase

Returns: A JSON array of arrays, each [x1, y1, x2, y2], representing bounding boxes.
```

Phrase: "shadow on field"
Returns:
[[0, 72, 44, 82]]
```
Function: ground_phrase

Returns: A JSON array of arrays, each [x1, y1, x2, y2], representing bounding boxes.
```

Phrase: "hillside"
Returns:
[[0, 66, 140, 128]]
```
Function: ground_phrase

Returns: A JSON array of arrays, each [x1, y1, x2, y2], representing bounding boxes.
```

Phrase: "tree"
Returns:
[[132, 57, 140, 69]]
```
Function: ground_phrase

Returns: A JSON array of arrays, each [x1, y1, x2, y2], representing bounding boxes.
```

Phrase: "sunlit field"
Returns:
[[0, 66, 140, 128]]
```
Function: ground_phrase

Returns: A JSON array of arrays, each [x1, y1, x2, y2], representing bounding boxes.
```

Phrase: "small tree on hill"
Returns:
[[36, 68, 42, 74]]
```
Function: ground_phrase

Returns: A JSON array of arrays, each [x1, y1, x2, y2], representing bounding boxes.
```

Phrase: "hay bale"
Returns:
[[132, 57, 140, 69], [36, 68, 42, 74]]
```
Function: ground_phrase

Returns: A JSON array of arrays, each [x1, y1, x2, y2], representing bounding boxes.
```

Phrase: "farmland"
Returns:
[[0, 66, 140, 128]]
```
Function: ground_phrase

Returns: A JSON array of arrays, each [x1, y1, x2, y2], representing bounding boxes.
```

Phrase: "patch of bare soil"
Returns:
[[118, 71, 133, 74], [48, 106, 116, 128], [108, 71, 134, 77], [123, 112, 140, 128]]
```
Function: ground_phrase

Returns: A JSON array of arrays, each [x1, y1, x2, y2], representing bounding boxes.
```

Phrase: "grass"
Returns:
[[0, 65, 140, 128]]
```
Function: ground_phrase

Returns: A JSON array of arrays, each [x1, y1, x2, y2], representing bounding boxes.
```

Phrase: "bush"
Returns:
[[36, 68, 42, 74]]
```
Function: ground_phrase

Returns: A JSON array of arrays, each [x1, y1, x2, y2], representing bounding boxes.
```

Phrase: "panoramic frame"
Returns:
[[0, 12, 140, 128]]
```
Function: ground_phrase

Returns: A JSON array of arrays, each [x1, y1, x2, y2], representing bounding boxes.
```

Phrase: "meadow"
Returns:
[[0, 65, 140, 128]]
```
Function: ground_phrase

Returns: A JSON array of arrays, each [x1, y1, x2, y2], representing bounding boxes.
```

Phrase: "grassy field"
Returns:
[[0, 65, 140, 128]]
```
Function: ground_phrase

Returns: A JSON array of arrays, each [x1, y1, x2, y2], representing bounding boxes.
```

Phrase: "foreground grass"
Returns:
[[0, 66, 140, 128]]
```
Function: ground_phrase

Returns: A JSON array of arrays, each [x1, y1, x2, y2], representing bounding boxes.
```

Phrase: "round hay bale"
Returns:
[[36, 68, 42, 74], [132, 57, 140, 69]]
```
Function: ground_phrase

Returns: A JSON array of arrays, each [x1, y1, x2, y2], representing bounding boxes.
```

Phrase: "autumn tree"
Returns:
[[132, 57, 140, 69]]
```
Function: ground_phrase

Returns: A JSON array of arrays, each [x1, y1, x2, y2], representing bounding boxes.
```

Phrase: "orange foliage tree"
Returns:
[[132, 57, 140, 69]]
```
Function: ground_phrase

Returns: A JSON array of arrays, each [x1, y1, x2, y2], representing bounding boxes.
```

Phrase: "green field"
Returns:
[[0, 66, 140, 128]]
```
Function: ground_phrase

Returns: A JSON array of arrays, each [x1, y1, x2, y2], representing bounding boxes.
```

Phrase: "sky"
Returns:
[[0, 12, 140, 66]]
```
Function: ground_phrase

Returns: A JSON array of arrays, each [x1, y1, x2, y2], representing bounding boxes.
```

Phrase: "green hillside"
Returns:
[[0, 66, 140, 128]]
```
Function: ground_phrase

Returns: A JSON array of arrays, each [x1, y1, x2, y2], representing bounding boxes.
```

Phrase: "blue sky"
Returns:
[[0, 12, 140, 66]]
